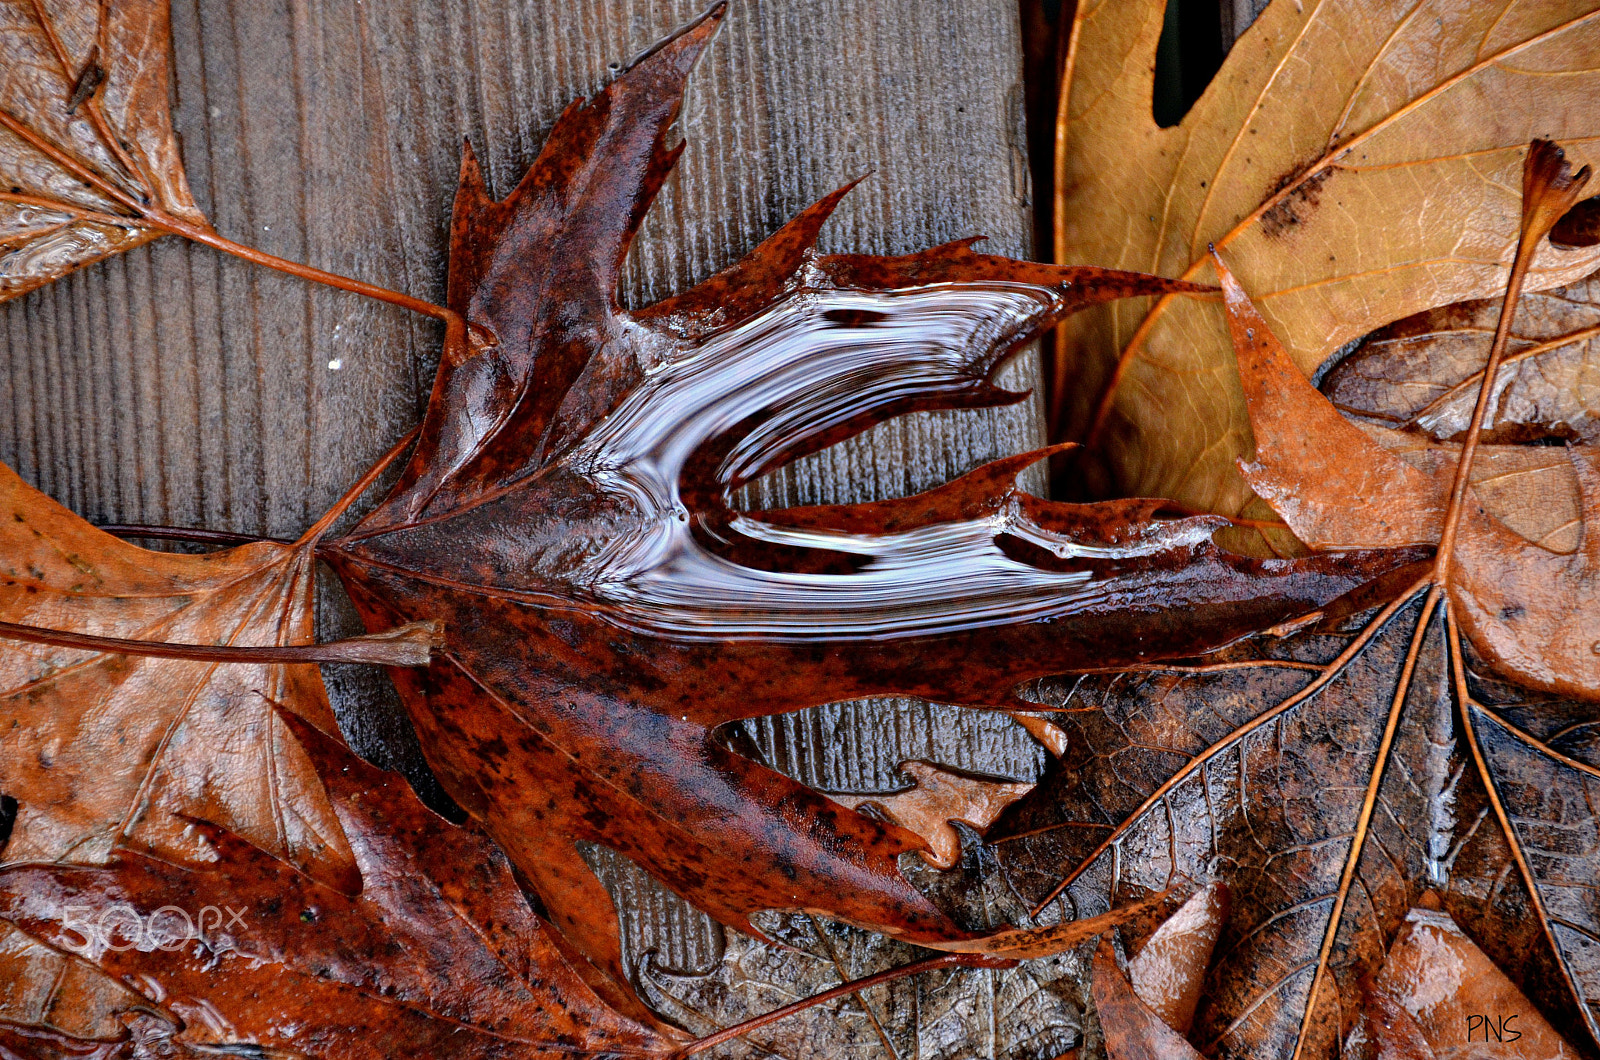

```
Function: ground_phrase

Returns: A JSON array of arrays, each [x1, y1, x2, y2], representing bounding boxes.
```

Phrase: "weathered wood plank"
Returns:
[[1, 0, 1043, 988]]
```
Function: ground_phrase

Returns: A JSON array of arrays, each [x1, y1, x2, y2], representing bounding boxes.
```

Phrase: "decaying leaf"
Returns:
[[0, 459, 362, 892], [0, 711, 674, 1058], [1324, 269, 1600, 448], [997, 142, 1600, 1060], [0, 0, 206, 299], [833, 762, 1034, 871], [642, 913, 1083, 1060], [318, 3, 1423, 1008], [1343, 898, 1579, 1060], [997, 591, 1600, 1059], [1053, 0, 1600, 515]]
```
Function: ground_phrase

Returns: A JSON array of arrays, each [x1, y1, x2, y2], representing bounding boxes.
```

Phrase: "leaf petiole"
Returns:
[[0, 618, 440, 668]]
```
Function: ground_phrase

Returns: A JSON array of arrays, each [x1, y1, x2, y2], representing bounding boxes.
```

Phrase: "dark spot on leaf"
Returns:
[[67, 58, 105, 114], [1260, 167, 1334, 238]]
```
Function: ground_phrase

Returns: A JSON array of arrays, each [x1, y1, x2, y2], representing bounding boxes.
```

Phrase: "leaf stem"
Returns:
[[151, 212, 476, 349], [0, 618, 440, 667], [1435, 141, 1591, 581], [1, 85, 481, 349], [671, 952, 1013, 1058]]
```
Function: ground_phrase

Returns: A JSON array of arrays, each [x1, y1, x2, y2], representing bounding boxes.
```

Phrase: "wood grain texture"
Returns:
[[0, 0, 1040, 986]]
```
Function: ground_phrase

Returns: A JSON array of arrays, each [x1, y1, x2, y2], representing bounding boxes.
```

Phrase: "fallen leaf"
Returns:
[[1126, 882, 1227, 1036], [0, 0, 465, 341], [0, 710, 675, 1058], [1219, 228, 1600, 699], [1323, 270, 1600, 448], [833, 762, 1035, 871], [1343, 900, 1579, 1060], [319, 3, 1422, 1006], [997, 592, 1600, 1058], [1091, 937, 1202, 1060], [0, 459, 360, 892], [0, 917, 177, 1054], [0, 0, 206, 300], [641, 914, 1082, 1060], [1344, 894, 1580, 1059], [997, 144, 1600, 1059], [1350, 422, 1589, 555], [1314, 260, 1600, 553], [1053, 0, 1600, 515]]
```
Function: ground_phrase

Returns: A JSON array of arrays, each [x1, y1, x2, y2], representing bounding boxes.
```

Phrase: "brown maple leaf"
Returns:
[[317, 3, 1423, 1010], [0, 709, 674, 1059], [0, 450, 437, 894], [996, 141, 1600, 1059]]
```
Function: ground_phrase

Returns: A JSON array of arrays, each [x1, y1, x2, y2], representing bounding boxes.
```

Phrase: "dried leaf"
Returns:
[[833, 762, 1034, 870], [320, 4, 1422, 1007], [1324, 270, 1600, 448], [0, 0, 207, 300], [0, 459, 359, 892], [0, 711, 673, 1058], [1054, 0, 1600, 515]]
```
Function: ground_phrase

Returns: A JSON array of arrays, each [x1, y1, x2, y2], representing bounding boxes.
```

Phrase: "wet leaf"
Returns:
[[0, 710, 673, 1057], [0, 918, 178, 1053], [1091, 938, 1202, 1060], [319, 3, 1423, 1012], [1340, 422, 1591, 555], [640, 872, 1085, 1060], [833, 762, 1035, 871], [1054, 0, 1600, 515], [1125, 882, 1227, 1036], [0, 0, 207, 301], [1343, 900, 1579, 1060]]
